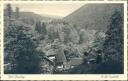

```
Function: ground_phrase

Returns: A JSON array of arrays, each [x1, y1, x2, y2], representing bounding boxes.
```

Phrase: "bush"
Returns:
[[94, 61, 123, 74]]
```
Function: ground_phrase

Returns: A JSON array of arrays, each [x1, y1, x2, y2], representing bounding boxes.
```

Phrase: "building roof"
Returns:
[[46, 49, 56, 56], [69, 58, 83, 66], [43, 56, 54, 65]]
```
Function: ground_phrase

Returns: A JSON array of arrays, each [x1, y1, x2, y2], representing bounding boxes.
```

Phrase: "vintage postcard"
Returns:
[[0, 0, 127, 80]]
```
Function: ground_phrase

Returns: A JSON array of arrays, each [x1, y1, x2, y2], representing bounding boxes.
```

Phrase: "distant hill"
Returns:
[[18, 12, 52, 25], [63, 4, 123, 31], [19, 12, 62, 22]]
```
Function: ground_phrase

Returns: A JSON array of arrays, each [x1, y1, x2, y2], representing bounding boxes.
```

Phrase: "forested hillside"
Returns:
[[4, 4, 124, 74], [63, 4, 123, 31]]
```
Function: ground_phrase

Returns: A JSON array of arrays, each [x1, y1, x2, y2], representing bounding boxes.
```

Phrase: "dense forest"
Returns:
[[4, 4, 124, 74]]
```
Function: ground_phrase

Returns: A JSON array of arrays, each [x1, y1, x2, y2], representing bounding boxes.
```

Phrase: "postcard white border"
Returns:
[[0, 1, 127, 80]]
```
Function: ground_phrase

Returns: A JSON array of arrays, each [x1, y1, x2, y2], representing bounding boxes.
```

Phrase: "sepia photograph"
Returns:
[[3, 2, 124, 74], [0, 1, 127, 80]]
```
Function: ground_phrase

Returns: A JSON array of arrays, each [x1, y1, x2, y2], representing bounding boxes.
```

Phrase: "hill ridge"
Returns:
[[63, 4, 123, 31]]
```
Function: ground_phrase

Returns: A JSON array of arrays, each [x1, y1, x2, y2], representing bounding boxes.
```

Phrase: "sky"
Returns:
[[10, 3, 85, 17]]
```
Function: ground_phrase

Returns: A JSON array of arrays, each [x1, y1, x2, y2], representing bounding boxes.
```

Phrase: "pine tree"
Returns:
[[35, 21, 41, 33], [79, 29, 87, 44], [5, 4, 13, 26], [5, 24, 44, 73], [103, 9, 123, 68], [6, 4, 12, 20], [41, 22, 47, 35], [4, 24, 18, 73], [15, 31, 41, 73], [15, 7, 19, 19], [35, 21, 47, 39]]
